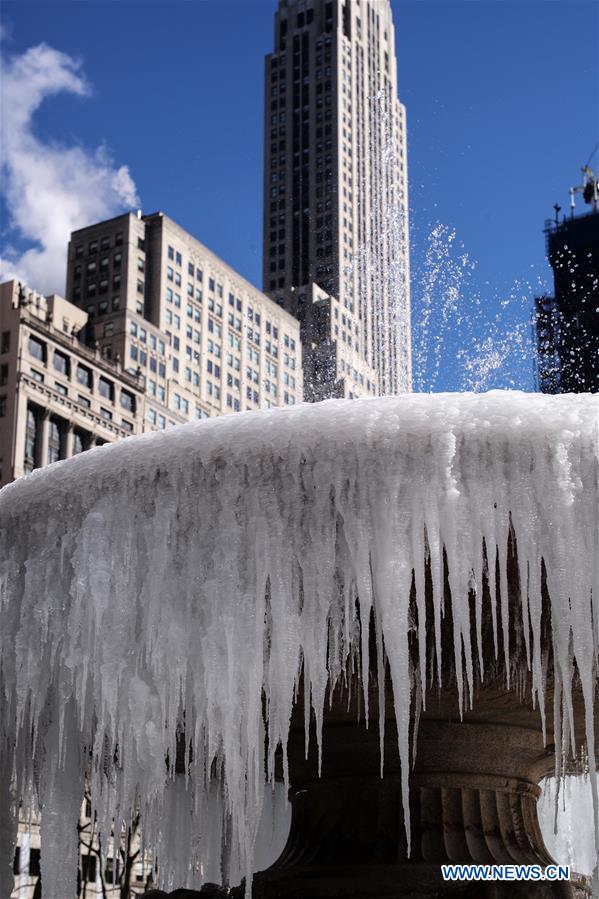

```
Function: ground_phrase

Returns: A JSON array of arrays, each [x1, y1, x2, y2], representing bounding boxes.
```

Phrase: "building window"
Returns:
[[98, 377, 113, 400], [28, 336, 45, 362], [47, 418, 62, 465], [120, 390, 135, 413], [28, 848, 41, 877], [99, 407, 113, 420], [24, 407, 38, 471], [72, 432, 84, 455], [81, 855, 97, 882], [0, 364, 7, 386]]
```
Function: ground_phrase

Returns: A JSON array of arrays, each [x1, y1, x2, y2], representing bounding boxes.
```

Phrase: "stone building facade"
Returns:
[[0, 281, 155, 489]]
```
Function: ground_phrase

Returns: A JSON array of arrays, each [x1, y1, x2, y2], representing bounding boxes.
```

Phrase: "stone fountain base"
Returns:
[[249, 679, 587, 899], [144, 677, 592, 899]]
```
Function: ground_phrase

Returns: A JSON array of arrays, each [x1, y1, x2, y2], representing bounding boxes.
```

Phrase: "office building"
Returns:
[[66, 212, 302, 424], [263, 0, 411, 399], [0, 280, 154, 489], [1, 212, 303, 491], [535, 166, 599, 393]]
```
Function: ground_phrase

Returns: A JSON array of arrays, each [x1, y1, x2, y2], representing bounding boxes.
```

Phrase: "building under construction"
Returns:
[[535, 164, 599, 393]]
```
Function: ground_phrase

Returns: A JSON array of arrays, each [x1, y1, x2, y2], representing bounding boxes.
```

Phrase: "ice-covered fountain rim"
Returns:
[[1, 390, 597, 509], [0, 389, 597, 897]]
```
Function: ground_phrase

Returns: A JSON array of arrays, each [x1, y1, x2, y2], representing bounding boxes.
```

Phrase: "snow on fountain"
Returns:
[[0, 391, 597, 898]]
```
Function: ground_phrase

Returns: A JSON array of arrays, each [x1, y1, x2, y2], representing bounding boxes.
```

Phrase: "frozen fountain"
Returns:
[[0, 391, 597, 898]]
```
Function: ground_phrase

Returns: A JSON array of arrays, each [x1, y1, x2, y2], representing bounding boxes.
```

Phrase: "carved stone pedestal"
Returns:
[[144, 677, 592, 899], [250, 682, 587, 898]]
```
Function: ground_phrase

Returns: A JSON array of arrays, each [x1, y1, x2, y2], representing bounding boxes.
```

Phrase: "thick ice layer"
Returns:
[[539, 776, 597, 876], [0, 392, 598, 897]]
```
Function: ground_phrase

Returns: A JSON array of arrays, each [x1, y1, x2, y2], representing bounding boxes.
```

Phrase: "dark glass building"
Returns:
[[534, 167, 599, 393]]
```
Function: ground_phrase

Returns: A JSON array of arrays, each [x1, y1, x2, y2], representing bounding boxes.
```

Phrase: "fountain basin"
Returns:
[[0, 392, 597, 898]]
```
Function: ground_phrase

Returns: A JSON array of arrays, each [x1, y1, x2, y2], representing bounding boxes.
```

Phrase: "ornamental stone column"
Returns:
[[64, 422, 74, 459]]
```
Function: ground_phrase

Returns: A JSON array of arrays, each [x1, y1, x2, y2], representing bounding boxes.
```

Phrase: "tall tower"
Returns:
[[263, 0, 411, 400]]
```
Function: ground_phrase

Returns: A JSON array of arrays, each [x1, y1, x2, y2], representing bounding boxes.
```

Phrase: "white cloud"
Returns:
[[0, 43, 139, 294]]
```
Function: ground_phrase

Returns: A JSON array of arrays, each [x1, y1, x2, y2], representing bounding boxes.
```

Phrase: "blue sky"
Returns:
[[1, 0, 597, 391]]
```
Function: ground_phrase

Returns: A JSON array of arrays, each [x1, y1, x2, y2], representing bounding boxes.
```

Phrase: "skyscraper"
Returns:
[[263, 0, 411, 401]]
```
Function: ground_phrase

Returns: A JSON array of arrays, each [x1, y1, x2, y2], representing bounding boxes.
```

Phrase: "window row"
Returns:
[[23, 405, 113, 473], [27, 336, 137, 413], [130, 322, 166, 354], [75, 231, 144, 257]]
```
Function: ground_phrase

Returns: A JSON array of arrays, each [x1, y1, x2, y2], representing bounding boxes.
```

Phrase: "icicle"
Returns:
[[0, 732, 16, 899], [374, 605, 386, 779], [39, 699, 84, 899]]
